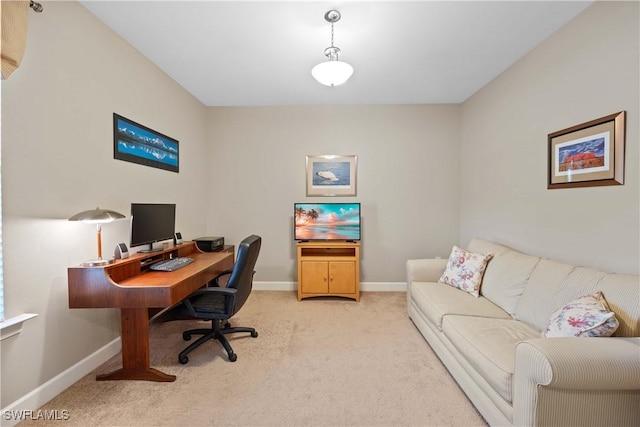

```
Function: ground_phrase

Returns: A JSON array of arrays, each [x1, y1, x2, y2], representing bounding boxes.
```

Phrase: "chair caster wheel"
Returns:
[[228, 352, 237, 362], [182, 333, 191, 341], [251, 331, 258, 338], [179, 355, 189, 364]]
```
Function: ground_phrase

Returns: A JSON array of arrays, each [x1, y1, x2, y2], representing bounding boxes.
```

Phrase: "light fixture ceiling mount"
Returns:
[[311, 10, 353, 87], [324, 9, 341, 23]]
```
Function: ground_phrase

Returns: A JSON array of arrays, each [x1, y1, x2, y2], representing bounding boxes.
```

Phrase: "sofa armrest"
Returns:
[[406, 258, 448, 284], [513, 337, 640, 426]]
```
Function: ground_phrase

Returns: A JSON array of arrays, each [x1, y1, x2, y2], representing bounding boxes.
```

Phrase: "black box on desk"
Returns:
[[194, 236, 225, 252]]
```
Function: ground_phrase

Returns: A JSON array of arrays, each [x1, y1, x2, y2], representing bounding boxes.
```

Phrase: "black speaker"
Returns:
[[174, 232, 183, 245], [114, 242, 129, 259]]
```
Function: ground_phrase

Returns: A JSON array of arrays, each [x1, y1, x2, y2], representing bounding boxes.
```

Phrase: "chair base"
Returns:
[[178, 319, 258, 364]]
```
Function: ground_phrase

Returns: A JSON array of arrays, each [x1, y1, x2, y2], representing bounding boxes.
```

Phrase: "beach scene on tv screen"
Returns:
[[295, 204, 360, 240]]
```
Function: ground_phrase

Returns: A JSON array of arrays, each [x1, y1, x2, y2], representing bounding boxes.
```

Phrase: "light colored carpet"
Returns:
[[19, 291, 487, 426]]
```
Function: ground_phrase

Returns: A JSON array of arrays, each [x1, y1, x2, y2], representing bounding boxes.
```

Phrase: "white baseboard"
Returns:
[[253, 281, 407, 292], [1, 338, 121, 426], [253, 281, 296, 291], [361, 282, 407, 292]]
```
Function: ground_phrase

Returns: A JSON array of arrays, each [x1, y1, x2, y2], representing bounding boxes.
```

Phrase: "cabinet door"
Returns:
[[300, 261, 328, 293], [328, 261, 356, 294]]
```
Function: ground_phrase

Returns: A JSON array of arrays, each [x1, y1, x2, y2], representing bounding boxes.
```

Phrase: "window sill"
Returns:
[[0, 313, 38, 340]]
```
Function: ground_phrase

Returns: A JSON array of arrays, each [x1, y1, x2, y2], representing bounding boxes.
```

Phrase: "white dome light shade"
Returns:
[[311, 60, 354, 87]]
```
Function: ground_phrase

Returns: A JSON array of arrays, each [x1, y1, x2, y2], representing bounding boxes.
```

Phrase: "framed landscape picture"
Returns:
[[113, 113, 179, 173], [306, 155, 357, 196], [548, 111, 625, 189]]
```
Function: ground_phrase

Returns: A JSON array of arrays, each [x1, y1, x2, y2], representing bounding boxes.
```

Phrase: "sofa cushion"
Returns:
[[543, 291, 619, 337], [466, 238, 512, 259], [410, 282, 511, 331], [442, 315, 540, 403], [596, 274, 640, 337], [439, 246, 493, 297], [514, 260, 590, 331], [467, 240, 540, 316], [515, 261, 640, 336]]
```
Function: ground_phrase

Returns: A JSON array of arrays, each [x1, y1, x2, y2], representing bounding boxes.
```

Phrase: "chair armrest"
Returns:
[[406, 258, 447, 284], [182, 287, 237, 317], [190, 287, 237, 297], [513, 337, 640, 426]]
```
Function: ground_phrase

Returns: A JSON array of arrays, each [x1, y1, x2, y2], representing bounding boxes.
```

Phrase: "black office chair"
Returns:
[[169, 235, 261, 364]]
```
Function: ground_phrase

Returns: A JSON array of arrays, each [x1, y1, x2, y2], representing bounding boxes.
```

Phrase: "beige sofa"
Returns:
[[406, 238, 640, 426]]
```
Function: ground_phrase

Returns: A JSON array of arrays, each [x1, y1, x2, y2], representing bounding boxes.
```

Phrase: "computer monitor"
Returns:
[[130, 203, 176, 252]]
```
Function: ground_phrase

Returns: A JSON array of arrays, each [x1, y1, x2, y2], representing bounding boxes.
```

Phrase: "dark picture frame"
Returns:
[[113, 113, 179, 173], [548, 111, 625, 189]]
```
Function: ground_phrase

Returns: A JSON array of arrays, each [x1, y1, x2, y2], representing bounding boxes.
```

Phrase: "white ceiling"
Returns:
[[80, 1, 593, 107]]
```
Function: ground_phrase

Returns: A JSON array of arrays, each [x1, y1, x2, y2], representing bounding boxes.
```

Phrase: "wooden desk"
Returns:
[[67, 242, 234, 382]]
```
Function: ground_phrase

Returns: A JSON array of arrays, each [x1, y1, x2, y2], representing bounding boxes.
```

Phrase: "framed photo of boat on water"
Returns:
[[113, 113, 179, 173], [306, 155, 357, 196], [548, 111, 625, 189]]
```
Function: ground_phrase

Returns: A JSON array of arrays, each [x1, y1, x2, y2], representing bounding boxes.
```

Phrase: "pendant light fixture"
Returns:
[[311, 10, 353, 87]]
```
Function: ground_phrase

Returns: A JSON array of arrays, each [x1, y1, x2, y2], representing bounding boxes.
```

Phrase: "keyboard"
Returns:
[[150, 257, 194, 272]]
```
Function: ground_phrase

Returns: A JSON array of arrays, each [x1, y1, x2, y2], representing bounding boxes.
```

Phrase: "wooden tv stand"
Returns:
[[297, 241, 360, 301], [67, 241, 234, 382]]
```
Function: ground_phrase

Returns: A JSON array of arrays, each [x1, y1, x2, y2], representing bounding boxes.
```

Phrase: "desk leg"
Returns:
[[96, 308, 176, 382]]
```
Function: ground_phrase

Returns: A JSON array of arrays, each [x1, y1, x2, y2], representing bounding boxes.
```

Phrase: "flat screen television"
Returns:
[[294, 203, 361, 241], [130, 203, 176, 252]]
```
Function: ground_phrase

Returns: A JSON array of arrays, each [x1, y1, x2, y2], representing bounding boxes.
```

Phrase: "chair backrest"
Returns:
[[226, 235, 262, 315]]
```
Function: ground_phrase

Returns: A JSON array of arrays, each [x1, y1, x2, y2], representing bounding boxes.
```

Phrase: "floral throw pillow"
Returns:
[[543, 291, 619, 338], [438, 246, 493, 297]]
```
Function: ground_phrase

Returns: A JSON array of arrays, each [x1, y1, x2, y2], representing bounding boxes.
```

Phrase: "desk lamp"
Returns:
[[69, 207, 125, 266]]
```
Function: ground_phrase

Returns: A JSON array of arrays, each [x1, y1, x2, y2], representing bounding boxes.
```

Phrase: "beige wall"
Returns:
[[206, 105, 461, 283], [1, 2, 208, 407], [460, 0, 639, 274]]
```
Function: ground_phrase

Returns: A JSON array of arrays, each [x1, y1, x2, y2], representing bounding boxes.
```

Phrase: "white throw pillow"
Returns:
[[438, 246, 493, 297], [543, 291, 619, 337]]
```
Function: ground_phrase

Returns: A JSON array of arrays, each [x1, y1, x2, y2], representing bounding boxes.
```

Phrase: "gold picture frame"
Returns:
[[306, 155, 357, 197], [548, 111, 625, 189]]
